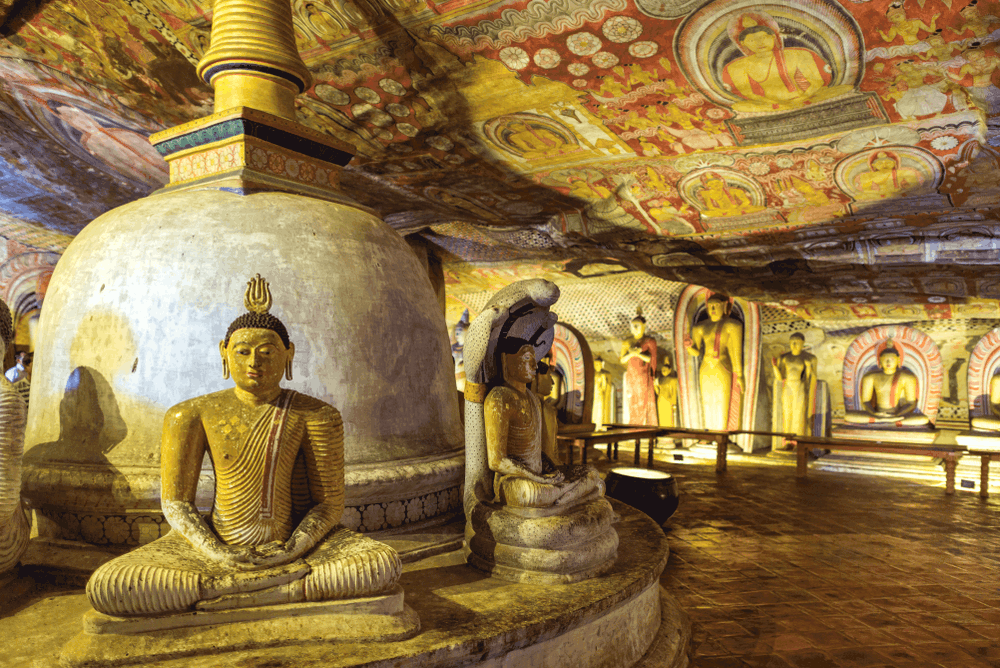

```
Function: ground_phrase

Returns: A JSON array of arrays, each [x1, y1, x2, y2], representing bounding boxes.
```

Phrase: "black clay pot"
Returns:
[[605, 467, 680, 525]]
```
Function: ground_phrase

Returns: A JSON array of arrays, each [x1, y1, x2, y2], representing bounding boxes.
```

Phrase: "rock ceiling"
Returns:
[[1, 0, 1000, 312]]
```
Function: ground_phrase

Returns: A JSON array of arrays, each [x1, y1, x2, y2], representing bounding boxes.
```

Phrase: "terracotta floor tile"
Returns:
[[645, 460, 1000, 668], [780, 649, 838, 668]]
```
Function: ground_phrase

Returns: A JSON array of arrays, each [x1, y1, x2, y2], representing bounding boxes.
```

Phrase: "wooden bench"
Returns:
[[555, 426, 662, 467], [968, 450, 1000, 499], [788, 436, 966, 495]]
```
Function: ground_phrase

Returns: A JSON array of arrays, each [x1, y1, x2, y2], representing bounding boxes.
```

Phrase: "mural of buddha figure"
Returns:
[[696, 173, 763, 217], [843, 343, 930, 426], [852, 150, 925, 201], [971, 374, 1000, 431], [504, 119, 571, 158], [722, 13, 853, 114], [85, 276, 403, 618]]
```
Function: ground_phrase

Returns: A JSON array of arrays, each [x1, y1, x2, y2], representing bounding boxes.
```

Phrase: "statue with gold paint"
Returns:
[[0, 297, 28, 576], [463, 279, 617, 584], [843, 341, 930, 427], [84, 276, 410, 626]]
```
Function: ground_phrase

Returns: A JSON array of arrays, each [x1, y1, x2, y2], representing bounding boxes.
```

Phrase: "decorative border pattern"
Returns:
[[36, 485, 463, 547], [168, 140, 342, 191]]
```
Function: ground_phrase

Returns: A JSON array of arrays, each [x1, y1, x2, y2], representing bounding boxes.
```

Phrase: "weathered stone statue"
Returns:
[[844, 343, 929, 426], [464, 279, 617, 583], [771, 333, 818, 442], [620, 311, 657, 425], [655, 355, 679, 428], [685, 294, 744, 431], [592, 356, 614, 430], [0, 299, 28, 575], [971, 375, 1000, 431], [82, 276, 415, 641]]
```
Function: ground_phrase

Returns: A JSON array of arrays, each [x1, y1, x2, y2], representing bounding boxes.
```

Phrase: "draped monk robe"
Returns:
[[87, 390, 400, 616]]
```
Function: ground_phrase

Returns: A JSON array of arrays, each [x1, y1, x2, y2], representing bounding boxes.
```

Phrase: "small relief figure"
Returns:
[[721, 13, 853, 113], [592, 356, 614, 431], [880, 1, 939, 45], [655, 355, 679, 428], [619, 310, 658, 425], [771, 333, 818, 445], [843, 342, 930, 426]]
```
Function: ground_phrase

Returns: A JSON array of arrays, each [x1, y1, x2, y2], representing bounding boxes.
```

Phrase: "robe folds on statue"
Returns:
[[87, 389, 400, 617], [624, 336, 657, 425]]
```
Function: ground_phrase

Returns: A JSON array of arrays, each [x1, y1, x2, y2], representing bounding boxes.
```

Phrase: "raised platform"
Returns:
[[955, 430, 1000, 451], [831, 425, 939, 444], [1, 500, 687, 668]]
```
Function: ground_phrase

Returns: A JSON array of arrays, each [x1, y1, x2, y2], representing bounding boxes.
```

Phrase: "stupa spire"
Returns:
[[196, 0, 313, 120]]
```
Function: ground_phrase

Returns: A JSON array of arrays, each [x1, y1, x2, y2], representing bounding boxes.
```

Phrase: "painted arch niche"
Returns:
[[673, 285, 762, 451], [841, 324, 943, 424]]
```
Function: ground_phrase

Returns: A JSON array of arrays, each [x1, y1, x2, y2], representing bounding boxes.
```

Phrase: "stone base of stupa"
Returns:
[[3, 501, 687, 668]]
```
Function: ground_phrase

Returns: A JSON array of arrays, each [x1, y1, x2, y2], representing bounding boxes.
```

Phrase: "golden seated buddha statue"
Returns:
[[73, 276, 416, 663], [463, 279, 617, 584], [843, 344, 930, 427]]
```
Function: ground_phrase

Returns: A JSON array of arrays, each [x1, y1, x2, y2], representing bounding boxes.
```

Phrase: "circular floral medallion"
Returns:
[[533, 48, 561, 69], [748, 162, 770, 175], [930, 136, 958, 151], [379, 78, 407, 96], [628, 41, 658, 58], [602, 16, 642, 43], [775, 157, 794, 169], [566, 32, 602, 56], [499, 46, 530, 70], [591, 51, 619, 68], [568, 62, 590, 76]]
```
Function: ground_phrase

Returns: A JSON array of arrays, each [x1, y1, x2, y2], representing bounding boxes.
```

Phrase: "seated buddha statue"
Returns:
[[843, 344, 930, 427], [0, 298, 29, 576], [463, 279, 617, 584], [971, 375, 1000, 431], [86, 276, 404, 619]]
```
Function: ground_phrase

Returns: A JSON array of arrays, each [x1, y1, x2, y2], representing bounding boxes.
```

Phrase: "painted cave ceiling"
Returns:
[[1, 0, 1000, 317]]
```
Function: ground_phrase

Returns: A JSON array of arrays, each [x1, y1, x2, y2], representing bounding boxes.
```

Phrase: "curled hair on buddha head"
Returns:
[[790, 332, 805, 342], [223, 274, 291, 349], [706, 292, 730, 305], [631, 306, 646, 324], [0, 298, 12, 348]]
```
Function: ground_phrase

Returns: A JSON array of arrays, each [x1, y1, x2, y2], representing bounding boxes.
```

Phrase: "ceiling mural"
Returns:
[[0, 0, 999, 305]]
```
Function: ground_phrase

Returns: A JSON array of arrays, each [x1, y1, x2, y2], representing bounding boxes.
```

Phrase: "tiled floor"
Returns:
[[645, 458, 1000, 667]]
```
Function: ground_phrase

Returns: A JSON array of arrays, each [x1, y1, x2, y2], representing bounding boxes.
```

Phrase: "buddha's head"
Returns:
[[738, 25, 778, 54], [630, 314, 647, 338], [661, 355, 673, 375], [789, 332, 805, 356], [220, 275, 295, 396], [871, 151, 898, 173], [500, 339, 537, 385], [706, 294, 730, 322], [878, 347, 901, 374], [595, 356, 605, 372]]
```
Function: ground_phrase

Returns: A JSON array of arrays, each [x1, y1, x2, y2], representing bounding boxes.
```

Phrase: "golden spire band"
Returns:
[[197, 0, 313, 120]]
